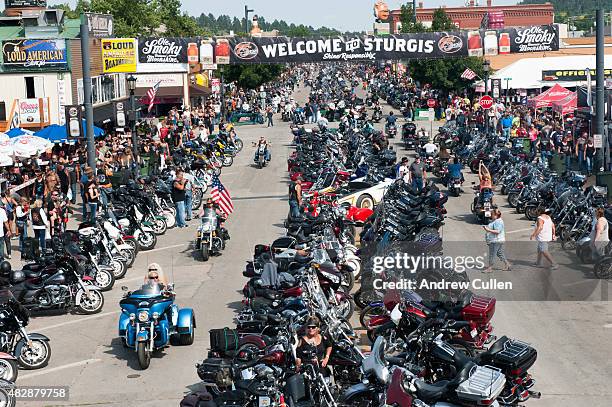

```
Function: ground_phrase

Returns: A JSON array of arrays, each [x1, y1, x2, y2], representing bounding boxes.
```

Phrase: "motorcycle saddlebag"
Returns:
[[480, 337, 538, 376], [209, 328, 239, 352], [243, 261, 256, 278], [196, 357, 234, 386], [180, 390, 215, 407]]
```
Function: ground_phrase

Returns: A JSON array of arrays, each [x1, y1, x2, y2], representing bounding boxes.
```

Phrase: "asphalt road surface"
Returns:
[[18, 84, 612, 407]]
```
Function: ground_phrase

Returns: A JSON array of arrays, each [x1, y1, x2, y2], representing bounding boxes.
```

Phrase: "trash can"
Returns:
[[595, 172, 612, 199], [140, 157, 150, 176], [549, 154, 565, 173]]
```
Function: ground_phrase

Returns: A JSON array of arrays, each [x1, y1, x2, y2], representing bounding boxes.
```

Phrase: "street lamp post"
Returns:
[[126, 75, 138, 161], [244, 5, 254, 33], [483, 59, 490, 135]]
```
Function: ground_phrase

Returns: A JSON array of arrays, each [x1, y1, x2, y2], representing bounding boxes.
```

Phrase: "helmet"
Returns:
[[0, 261, 11, 277], [10, 270, 25, 285]]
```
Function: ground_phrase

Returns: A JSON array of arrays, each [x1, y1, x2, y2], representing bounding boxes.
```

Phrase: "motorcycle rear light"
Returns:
[[480, 399, 495, 405], [511, 368, 523, 376], [519, 390, 530, 401]]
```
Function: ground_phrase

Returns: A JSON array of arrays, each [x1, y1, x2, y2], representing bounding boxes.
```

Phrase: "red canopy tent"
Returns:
[[527, 84, 573, 108], [552, 93, 577, 116]]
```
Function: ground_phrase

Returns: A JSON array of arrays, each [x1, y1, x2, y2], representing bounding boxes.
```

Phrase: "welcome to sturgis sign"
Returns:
[[227, 24, 559, 64]]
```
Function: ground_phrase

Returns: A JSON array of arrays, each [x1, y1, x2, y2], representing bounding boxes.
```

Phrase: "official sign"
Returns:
[[2, 39, 67, 69], [594, 134, 603, 149], [542, 69, 612, 82], [85, 13, 114, 38], [114, 102, 126, 127], [428, 107, 435, 122], [5, 0, 47, 7], [479, 95, 494, 109], [427, 99, 436, 108], [101, 38, 137, 73]]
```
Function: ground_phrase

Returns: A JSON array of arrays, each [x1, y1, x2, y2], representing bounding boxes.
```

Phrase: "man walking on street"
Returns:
[[266, 106, 274, 127], [289, 177, 302, 218], [183, 170, 195, 221], [410, 156, 426, 192], [530, 208, 558, 269]]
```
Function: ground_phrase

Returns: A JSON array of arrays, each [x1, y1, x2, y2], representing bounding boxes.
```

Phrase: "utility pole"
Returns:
[[80, 16, 96, 173], [413, 0, 417, 24], [244, 5, 254, 34], [596, 9, 607, 171]]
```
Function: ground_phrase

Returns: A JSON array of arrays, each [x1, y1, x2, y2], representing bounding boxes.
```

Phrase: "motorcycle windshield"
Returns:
[[131, 284, 164, 297]]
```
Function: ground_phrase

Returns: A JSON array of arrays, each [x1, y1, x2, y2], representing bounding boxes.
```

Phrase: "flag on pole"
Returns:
[[210, 174, 234, 216], [460, 68, 477, 81], [147, 81, 161, 113]]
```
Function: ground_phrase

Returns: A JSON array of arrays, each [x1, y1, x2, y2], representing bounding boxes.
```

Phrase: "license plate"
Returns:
[[259, 396, 271, 407], [485, 211, 491, 217], [454, 184, 461, 188], [471, 328, 478, 338]]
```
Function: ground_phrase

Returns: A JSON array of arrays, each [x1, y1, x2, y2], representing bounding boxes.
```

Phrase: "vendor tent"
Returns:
[[34, 121, 104, 143], [552, 93, 577, 115], [5, 128, 34, 138], [527, 84, 572, 108]]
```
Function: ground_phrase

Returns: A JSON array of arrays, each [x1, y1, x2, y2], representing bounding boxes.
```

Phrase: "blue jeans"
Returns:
[[175, 201, 186, 227], [34, 228, 46, 250], [564, 153, 571, 171], [586, 156, 593, 173], [18, 225, 27, 252], [81, 194, 88, 220], [412, 177, 423, 192], [289, 200, 300, 218], [578, 153, 585, 171], [70, 183, 77, 204], [88, 203, 98, 223], [502, 127, 510, 140], [185, 191, 193, 220]]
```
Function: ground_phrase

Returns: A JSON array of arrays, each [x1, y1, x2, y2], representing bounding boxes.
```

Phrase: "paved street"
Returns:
[[17, 84, 612, 407]]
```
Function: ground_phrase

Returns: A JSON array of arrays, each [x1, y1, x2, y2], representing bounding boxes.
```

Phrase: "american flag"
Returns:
[[210, 175, 234, 216], [147, 81, 161, 113], [460, 68, 477, 81]]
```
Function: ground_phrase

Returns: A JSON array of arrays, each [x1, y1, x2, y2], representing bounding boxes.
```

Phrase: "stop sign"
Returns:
[[479, 95, 494, 110], [427, 98, 436, 108]]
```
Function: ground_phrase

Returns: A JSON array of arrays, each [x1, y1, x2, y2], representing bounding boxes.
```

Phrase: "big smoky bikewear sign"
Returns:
[[227, 24, 559, 64]]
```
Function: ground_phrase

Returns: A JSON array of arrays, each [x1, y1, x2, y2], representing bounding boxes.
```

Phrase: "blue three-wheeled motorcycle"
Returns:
[[118, 283, 195, 369]]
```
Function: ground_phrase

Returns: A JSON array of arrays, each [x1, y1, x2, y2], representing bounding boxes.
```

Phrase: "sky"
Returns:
[[52, 0, 520, 32]]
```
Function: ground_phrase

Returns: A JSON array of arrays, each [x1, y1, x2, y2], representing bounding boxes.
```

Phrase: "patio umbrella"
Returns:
[[0, 133, 9, 143], [0, 153, 13, 167], [5, 128, 34, 138], [81, 120, 105, 138], [0, 139, 14, 156], [34, 124, 72, 144], [11, 135, 53, 157]]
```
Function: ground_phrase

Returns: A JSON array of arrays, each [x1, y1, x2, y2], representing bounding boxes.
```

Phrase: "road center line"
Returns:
[[506, 227, 534, 235], [19, 359, 102, 380], [36, 311, 119, 332], [145, 243, 187, 253]]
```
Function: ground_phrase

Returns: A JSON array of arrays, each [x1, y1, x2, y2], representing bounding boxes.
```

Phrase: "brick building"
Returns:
[[390, 1, 555, 32]]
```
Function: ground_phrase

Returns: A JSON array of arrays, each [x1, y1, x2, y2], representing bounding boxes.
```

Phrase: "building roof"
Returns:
[[563, 37, 612, 46], [476, 54, 612, 89], [0, 18, 81, 40]]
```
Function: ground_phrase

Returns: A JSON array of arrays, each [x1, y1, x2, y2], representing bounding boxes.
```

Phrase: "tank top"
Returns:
[[591, 217, 610, 242], [289, 182, 298, 201], [536, 215, 553, 242]]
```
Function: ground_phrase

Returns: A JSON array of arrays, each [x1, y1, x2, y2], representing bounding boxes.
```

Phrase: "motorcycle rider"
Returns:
[[144, 263, 168, 289], [295, 316, 332, 374], [446, 157, 464, 186], [200, 198, 229, 243], [385, 111, 397, 129], [253, 136, 271, 162], [422, 139, 438, 157], [288, 177, 303, 219]]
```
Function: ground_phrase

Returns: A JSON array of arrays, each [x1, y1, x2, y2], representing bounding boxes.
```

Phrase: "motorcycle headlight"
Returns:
[[138, 311, 149, 322]]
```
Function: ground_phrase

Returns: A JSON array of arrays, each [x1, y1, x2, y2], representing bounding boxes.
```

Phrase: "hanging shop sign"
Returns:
[[542, 69, 612, 82], [227, 24, 558, 64], [137, 37, 198, 73], [2, 39, 67, 69], [65, 105, 83, 139], [101, 38, 137, 73], [85, 13, 114, 38]]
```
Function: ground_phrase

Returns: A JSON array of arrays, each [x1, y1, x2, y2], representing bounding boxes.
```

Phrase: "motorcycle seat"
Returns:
[[25, 280, 44, 290], [414, 379, 450, 402], [480, 335, 510, 357]]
